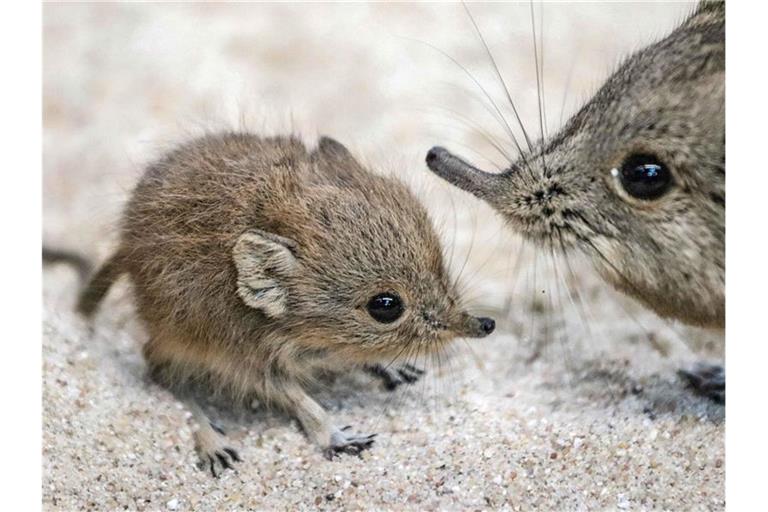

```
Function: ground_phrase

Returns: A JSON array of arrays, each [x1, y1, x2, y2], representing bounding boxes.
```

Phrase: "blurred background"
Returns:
[[43, 1, 706, 339], [43, 3, 724, 510]]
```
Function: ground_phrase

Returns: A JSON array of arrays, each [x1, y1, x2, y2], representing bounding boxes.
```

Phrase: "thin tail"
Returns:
[[42, 246, 93, 285], [76, 250, 125, 318]]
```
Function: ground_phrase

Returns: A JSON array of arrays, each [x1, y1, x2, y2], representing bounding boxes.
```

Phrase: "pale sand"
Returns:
[[43, 3, 723, 510]]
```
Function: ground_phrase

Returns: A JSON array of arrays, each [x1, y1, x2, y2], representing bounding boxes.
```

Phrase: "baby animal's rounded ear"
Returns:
[[232, 230, 299, 317]]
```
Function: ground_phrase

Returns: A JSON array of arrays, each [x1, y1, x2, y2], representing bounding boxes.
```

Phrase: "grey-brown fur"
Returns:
[[79, 132, 494, 475], [427, 2, 724, 330]]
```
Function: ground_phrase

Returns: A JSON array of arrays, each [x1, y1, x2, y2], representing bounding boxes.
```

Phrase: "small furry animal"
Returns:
[[426, 3, 724, 397], [78, 133, 495, 476]]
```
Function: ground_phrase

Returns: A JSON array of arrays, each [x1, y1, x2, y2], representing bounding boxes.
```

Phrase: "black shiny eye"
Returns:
[[366, 293, 404, 324], [615, 154, 673, 201]]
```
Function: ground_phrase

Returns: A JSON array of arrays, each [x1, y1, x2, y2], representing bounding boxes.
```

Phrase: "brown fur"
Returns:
[[79, 132, 494, 470]]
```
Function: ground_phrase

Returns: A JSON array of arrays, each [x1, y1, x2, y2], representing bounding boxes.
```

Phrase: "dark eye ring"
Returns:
[[612, 154, 674, 201], [366, 292, 404, 324]]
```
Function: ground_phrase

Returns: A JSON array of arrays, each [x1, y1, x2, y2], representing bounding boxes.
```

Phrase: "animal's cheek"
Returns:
[[375, 325, 419, 351], [583, 235, 625, 277]]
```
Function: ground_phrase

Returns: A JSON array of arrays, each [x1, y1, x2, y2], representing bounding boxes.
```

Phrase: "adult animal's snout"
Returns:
[[478, 317, 495, 336], [425, 146, 506, 200]]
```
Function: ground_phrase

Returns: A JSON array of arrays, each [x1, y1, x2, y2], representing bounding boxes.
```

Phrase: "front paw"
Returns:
[[679, 363, 725, 403], [324, 426, 377, 460], [194, 423, 243, 478], [365, 363, 425, 391]]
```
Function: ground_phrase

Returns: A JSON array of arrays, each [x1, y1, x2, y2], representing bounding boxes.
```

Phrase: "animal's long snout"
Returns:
[[425, 146, 507, 200]]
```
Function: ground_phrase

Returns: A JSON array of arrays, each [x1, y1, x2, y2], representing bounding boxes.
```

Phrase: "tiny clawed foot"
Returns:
[[205, 447, 242, 478], [366, 363, 425, 391], [195, 428, 242, 478], [678, 363, 725, 404], [325, 428, 377, 460]]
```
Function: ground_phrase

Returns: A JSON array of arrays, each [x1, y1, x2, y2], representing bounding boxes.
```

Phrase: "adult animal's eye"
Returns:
[[366, 293, 404, 324], [612, 154, 674, 201]]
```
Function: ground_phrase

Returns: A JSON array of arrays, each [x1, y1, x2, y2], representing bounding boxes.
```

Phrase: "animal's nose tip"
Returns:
[[479, 317, 495, 335], [425, 146, 447, 166]]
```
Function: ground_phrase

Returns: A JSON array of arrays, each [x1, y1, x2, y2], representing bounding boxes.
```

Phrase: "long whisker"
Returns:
[[529, 1, 548, 177], [558, 50, 578, 129], [578, 235, 651, 310], [503, 237, 531, 322], [423, 103, 517, 164], [556, 230, 596, 342], [525, 249, 540, 361], [451, 205, 479, 294], [415, 82, 521, 165], [455, 222, 506, 296], [463, 2, 535, 157], [446, 185, 459, 277], [548, 236, 579, 375], [366, 346, 412, 434], [404, 36, 531, 173], [539, 1, 548, 138], [569, 242, 680, 361]]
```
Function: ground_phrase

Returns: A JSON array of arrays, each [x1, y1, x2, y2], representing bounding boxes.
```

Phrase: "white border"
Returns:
[[727, 0, 768, 509], [0, 1, 42, 508], [9, 1, 766, 508]]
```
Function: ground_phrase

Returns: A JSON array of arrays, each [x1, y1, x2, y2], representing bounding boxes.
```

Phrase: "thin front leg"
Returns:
[[186, 400, 242, 477], [269, 376, 376, 459]]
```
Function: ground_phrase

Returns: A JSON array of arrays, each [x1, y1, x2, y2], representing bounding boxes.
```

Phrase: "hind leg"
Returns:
[[143, 337, 242, 478]]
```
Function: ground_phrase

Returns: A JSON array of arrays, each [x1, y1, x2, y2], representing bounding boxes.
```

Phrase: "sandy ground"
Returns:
[[43, 3, 724, 510]]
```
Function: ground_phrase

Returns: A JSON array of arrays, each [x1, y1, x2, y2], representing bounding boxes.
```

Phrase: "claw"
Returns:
[[224, 448, 242, 462], [383, 379, 400, 391], [208, 455, 218, 478], [216, 452, 233, 470], [326, 428, 377, 460], [403, 364, 425, 375], [196, 433, 241, 477], [679, 363, 725, 403], [365, 363, 425, 391], [209, 422, 226, 436]]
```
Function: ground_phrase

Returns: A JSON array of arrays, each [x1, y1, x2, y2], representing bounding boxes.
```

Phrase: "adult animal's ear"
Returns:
[[233, 229, 298, 317]]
